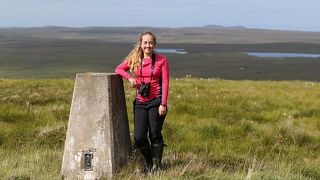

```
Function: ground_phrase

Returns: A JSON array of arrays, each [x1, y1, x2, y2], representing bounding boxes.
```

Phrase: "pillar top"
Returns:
[[77, 72, 118, 77]]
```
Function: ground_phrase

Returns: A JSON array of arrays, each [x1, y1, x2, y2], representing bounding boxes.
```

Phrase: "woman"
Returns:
[[115, 32, 169, 172]]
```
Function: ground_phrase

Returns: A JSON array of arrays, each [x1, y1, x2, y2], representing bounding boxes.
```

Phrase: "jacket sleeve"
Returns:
[[161, 57, 169, 106], [115, 60, 132, 80]]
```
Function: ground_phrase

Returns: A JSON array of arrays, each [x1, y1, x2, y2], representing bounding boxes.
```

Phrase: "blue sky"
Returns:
[[0, 0, 319, 32]]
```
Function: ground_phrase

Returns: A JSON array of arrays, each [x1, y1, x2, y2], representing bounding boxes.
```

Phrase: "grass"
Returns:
[[0, 77, 320, 179]]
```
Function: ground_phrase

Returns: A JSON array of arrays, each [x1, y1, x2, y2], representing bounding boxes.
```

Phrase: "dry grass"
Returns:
[[0, 78, 320, 179]]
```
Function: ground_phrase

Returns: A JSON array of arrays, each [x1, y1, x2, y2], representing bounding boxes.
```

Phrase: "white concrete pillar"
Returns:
[[61, 73, 132, 179]]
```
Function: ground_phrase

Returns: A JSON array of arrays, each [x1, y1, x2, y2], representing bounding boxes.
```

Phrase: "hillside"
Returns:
[[1, 27, 320, 80], [1, 26, 320, 44], [0, 78, 319, 179]]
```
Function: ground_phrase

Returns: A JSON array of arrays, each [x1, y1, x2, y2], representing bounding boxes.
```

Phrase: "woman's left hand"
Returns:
[[158, 105, 167, 116]]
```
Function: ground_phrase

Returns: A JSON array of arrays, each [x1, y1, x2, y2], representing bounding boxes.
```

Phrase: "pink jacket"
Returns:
[[115, 53, 169, 106]]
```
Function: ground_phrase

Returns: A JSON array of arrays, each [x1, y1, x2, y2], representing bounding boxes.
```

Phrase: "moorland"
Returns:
[[0, 26, 320, 179], [1, 26, 320, 80]]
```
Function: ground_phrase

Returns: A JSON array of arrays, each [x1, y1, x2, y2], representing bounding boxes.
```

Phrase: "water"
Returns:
[[247, 52, 320, 58], [155, 48, 188, 54]]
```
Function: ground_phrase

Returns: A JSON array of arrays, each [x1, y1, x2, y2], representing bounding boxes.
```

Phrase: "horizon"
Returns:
[[1, 25, 319, 33], [1, 0, 319, 32]]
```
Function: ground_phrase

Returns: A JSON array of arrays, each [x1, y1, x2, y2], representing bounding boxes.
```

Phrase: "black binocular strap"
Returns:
[[140, 53, 156, 82]]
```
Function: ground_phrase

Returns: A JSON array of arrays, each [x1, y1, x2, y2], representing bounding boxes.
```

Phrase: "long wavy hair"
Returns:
[[125, 31, 157, 72]]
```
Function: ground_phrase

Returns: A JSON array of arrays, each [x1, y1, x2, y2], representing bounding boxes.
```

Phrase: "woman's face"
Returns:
[[140, 34, 155, 56]]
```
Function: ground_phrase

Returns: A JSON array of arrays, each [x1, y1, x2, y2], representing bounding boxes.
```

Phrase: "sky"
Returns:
[[0, 0, 319, 32]]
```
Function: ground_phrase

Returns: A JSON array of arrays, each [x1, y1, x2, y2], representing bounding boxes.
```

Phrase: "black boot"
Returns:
[[151, 144, 164, 173], [137, 143, 153, 173]]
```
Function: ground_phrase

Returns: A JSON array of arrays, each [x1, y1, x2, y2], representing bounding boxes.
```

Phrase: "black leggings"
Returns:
[[134, 97, 166, 147]]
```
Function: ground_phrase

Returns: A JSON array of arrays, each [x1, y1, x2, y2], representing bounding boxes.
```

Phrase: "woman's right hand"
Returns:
[[128, 78, 137, 88]]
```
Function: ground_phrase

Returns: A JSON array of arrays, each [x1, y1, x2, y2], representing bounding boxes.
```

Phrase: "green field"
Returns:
[[1, 27, 320, 179], [0, 78, 319, 179]]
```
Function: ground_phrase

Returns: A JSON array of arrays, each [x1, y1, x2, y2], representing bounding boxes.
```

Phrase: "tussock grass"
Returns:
[[0, 78, 320, 179]]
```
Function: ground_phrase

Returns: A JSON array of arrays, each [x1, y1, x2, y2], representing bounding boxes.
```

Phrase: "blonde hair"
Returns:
[[125, 31, 157, 72]]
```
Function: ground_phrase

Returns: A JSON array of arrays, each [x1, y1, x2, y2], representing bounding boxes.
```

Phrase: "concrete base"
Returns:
[[61, 73, 132, 180]]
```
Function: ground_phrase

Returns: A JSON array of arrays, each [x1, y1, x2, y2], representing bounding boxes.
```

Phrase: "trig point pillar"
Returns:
[[61, 73, 132, 180]]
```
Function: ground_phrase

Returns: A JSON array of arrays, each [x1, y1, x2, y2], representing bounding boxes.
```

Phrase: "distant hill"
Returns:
[[1, 26, 320, 44], [204, 25, 247, 29]]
